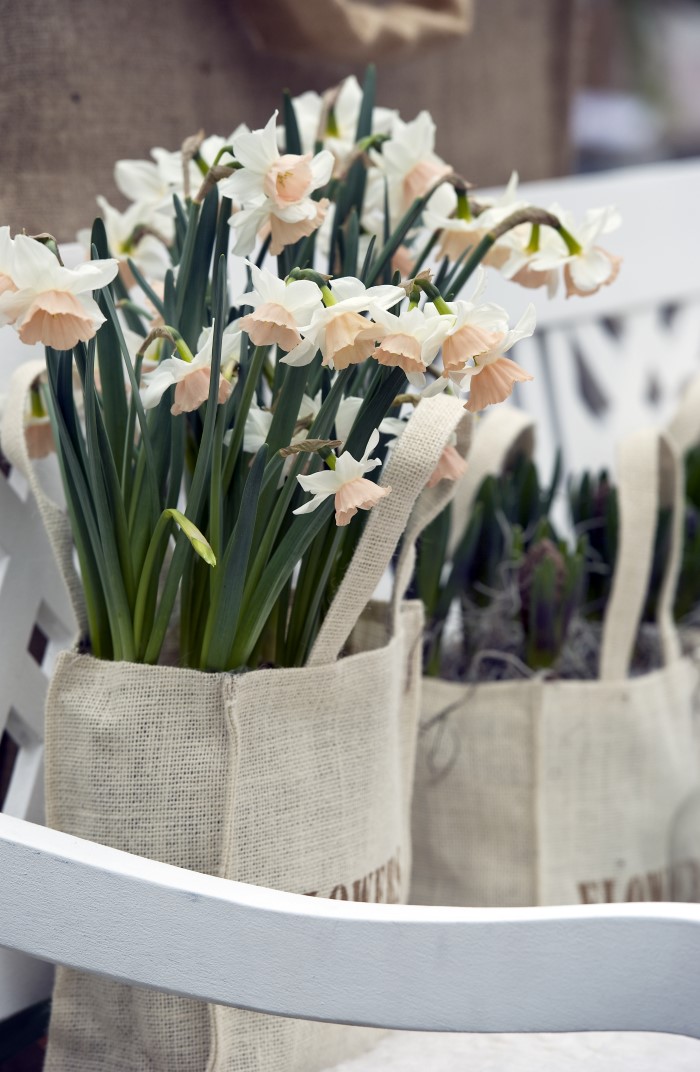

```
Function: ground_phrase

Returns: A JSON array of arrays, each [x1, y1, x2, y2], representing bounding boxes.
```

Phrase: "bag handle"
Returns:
[[668, 374, 700, 454], [1, 359, 88, 633], [447, 406, 536, 557], [238, 0, 472, 64], [599, 428, 683, 681], [308, 394, 471, 667]]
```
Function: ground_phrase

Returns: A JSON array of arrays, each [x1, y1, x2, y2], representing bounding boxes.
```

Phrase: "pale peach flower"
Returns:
[[462, 357, 533, 413], [240, 302, 302, 350], [236, 263, 323, 351], [222, 113, 333, 255], [17, 290, 100, 349], [501, 205, 621, 300], [334, 478, 390, 526], [361, 304, 453, 389], [372, 332, 427, 376], [264, 154, 314, 206], [442, 325, 505, 375], [171, 367, 232, 416], [282, 278, 405, 368], [564, 248, 622, 298], [371, 111, 453, 222], [449, 303, 536, 413], [267, 200, 329, 255], [426, 444, 467, 488], [140, 322, 232, 415], [293, 428, 390, 527], [0, 234, 118, 349], [323, 311, 375, 370]]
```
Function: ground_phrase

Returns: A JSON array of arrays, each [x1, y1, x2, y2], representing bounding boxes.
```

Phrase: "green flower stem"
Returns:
[[558, 224, 583, 256], [526, 223, 541, 254], [42, 374, 110, 659], [409, 230, 440, 276], [447, 206, 563, 298], [292, 522, 345, 666], [102, 287, 161, 527], [412, 276, 451, 315], [81, 341, 136, 659], [208, 402, 226, 594], [243, 367, 351, 603], [174, 200, 201, 323], [222, 344, 268, 494], [143, 265, 227, 665], [133, 510, 173, 657]]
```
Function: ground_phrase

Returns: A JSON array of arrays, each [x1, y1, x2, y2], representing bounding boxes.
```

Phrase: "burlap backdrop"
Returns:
[[1, 371, 471, 1070], [0, 1, 587, 238], [411, 414, 700, 909]]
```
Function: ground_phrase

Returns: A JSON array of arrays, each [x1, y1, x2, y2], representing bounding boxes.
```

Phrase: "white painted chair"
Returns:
[[3, 164, 700, 1067]]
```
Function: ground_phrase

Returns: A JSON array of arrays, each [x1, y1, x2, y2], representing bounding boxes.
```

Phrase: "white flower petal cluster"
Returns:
[[499, 204, 622, 298], [290, 75, 396, 166], [293, 428, 391, 527], [221, 114, 334, 256], [140, 321, 234, 415], [280, 278, 406, 368], [0, 229, 118, 350], [235, 263, 323, 352]]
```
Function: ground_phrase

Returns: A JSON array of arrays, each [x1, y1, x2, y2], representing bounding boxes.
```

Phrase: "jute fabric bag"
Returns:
[[2, 364, 470, 1071], [411, 414, 700, 909]]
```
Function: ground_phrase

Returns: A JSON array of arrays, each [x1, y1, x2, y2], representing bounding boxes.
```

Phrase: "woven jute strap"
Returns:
[[1, 359, 88, 633], [309, 393, 472, 667], [600, 428, 683, 681], [668, 374, 700, 454]]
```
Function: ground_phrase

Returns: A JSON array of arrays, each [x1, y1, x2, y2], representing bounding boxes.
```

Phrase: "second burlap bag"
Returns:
[[411, 410, 700, 909]]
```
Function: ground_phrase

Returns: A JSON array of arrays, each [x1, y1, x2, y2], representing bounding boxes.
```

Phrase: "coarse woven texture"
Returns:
[[0, 0, 587, 238], [411, 424, 700, 909], [43, 603, 423, 1072]]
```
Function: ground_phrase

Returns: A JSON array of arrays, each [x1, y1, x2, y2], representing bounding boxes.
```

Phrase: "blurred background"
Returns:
[[2, 0, 699, 241]]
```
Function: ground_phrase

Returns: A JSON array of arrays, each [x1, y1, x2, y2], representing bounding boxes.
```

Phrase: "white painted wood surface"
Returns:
[[1, 813, 700, 1039]]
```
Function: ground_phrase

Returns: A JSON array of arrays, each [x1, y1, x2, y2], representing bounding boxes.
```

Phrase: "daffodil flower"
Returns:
[[221, 113, 334, 256], [359, 303, 453, 388], [293, 428, 391, 526], [140, 323, 232, 415], [236, 263, 323, 351], [501, 205, 622, 298], [280, 278, 406, 369], [454, 304, 536, 413], [0, 234, 119, 350]]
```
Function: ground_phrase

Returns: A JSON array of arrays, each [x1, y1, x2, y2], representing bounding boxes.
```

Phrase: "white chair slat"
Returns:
[[1, 814, 699, 1038]]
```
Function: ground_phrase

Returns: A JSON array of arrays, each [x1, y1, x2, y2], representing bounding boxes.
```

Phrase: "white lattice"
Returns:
[[0, 327, 77, 1018]]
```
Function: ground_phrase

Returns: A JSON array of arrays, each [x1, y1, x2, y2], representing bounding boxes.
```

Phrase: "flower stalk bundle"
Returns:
[[0, 70, 621, 672], [416, 438, 700, 682]]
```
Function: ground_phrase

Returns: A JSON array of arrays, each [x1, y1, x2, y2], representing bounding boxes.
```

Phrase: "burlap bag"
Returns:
[[1, 364, 470, 1071], [411, 410, 700, 909]]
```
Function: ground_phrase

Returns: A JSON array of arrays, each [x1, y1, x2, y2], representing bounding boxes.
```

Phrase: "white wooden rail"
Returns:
[[1, 813, 700, 1039]]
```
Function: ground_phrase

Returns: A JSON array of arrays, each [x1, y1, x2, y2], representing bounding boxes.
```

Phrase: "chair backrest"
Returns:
[[1, 812, 700, 1038], [479, 158, 700, 483]]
